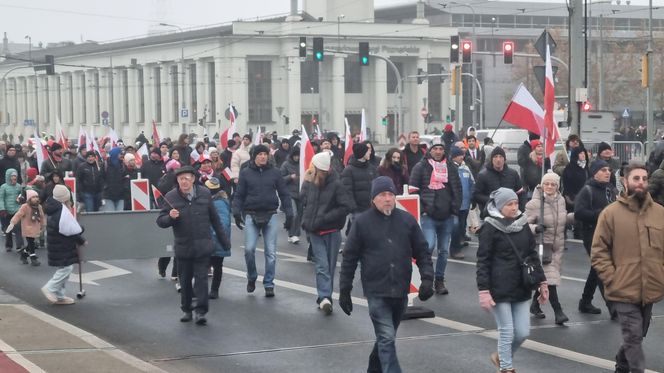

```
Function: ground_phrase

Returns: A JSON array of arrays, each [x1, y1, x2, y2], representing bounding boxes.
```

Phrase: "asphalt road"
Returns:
[[0, 217, 662, 373]]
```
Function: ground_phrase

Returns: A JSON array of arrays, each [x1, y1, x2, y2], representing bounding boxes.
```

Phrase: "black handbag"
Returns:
[[502, 232, 541, 291], [249, 210, 276, 229]]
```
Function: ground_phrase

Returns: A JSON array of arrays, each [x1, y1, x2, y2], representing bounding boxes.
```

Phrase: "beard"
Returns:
[[628, 187, 646, 203]]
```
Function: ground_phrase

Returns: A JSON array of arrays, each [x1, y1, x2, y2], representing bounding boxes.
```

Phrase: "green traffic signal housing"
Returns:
[[359, 42, 369, 66], [313, 37, 324, 62]]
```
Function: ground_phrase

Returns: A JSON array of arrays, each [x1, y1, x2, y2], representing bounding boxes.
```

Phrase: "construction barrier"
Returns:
[[64, 173, 77, 216], [130, 173, 150, 211]]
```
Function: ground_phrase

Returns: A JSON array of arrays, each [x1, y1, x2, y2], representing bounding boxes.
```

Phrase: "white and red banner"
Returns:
[[64, 174, 77, 216], [396, 194, 421, 225], [31, 130, 49, 173], [220, 104, 236, 149], [343, 118, 353, 166], [55, 118, 68, 149], [136, 143, 148, 167], [151, 184, 162, 208], [130, 178, 150, 211], [221, 167, 232, 181], [298, 125, 315, 191], [151, 120, 160, 145], [500, 83, 544, 136], [78, 125, 87, 150], [359, 108, 367, 142], [543, 44, 560, 157], [108, 127, 119, 148], [253, 126, 262, 146]]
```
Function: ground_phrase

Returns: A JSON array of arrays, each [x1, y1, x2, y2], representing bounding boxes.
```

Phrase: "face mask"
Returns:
[[577, 160, 586, 168]]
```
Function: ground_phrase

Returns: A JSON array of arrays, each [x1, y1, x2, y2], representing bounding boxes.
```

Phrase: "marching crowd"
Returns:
[[0, 123, 661, 373]]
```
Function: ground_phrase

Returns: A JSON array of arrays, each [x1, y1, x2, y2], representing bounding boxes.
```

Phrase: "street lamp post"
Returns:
[[647, 0, 653, 154], [159, 23, 186, 125], [337, 14, 345, 50]]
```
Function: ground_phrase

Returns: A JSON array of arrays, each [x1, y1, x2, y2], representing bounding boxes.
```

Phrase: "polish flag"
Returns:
[[500, 83, 545, 136], [299, 125, 315, 191], [78, 125, 87, 150], [343, 118, 353, 166], [316, 125, 322, 141], [56, 118, 68, 149], [108, 127, 119, 148], [543, 44, 560, 157], [86, 129, 95, 152], [220, 104, 236, 149], [221, 167, 232, 181], [152, 120, 160, 146], [253, 126, 262, 146], [32, 130, 49, 173], [359, 108, 367, 142], [136, 142, 148, 167], [151, 184, 162, 207]]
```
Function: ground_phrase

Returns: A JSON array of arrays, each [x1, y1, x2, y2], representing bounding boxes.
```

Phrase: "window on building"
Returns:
[[171, 65, 179, 122], [387, 62, 403, 93], [122, 69, 129, 124], [154, 67, 161, 123], [247, 61, 272, 123], [300, 60, 320, 94], [208, 61, 215, 123], [427, 63, 442, 123], [137, 68, 145, 123], [344, 60, 362, 93], [189, 63, 197, 123], [80, 74, 86, 124]]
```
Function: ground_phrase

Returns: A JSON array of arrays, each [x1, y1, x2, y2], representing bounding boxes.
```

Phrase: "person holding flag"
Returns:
[[39, 143, 73, 178]]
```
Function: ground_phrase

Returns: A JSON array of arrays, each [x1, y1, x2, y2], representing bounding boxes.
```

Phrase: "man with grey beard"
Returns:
[[339, 176, 433, 373], [592, 161, 664, 373]]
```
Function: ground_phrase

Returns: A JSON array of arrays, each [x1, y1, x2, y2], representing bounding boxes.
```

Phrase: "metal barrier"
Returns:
[[584, 141, 645, 163]]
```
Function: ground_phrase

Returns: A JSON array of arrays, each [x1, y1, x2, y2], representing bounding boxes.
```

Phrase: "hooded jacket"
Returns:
[[409, 151, 462, 220], [0, 169, 22, 214], [280, 147, 300, 200], [102, 148, 127, 201], [76, 160, 104, 197], [561, 147, 590, 208], [473, 162, 524, 212], [573, 178, 617, 247], [273, 141, 290, 168], [648, 158, 664, 206], [300, 171, 353, 233], [0, 153, 22, 185], [340, 158, 377, 213], [591, 192, 664, 305]]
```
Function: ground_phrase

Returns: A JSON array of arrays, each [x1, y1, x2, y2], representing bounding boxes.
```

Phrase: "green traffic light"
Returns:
[[315, 52, 323, 61], [361, 56, 368, 65]]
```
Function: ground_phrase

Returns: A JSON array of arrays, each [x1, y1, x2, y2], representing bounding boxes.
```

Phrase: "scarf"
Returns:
[[30, 204, 41, 223], [427, 158, 448, 190], [485, 203, 528, 233], [199, 168, 214, 182], [577, 160, 586, 169]]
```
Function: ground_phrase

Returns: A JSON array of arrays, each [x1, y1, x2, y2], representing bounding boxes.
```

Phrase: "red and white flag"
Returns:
[[299, 125, 315, 191], [136, 142, 148, 167], [543, 44, 560, 157], [78, 125, 87, 150], [152, 120, 160, 145], [359, 108, 367, 142], [221, 167, 232, 181], [151, 184, 162, 207], [220, 104, 236, 149], [56, 118, 68, 149], [108, 127, 119, 148], [343, 118, 353, 166], [253, 126, 262, 146], [32, 130, 49, 173], [500, 83, 545, 136]]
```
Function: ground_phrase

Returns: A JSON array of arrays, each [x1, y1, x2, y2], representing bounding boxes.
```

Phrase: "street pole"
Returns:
[[569, 0, 585, 135], [450, 2, 476, 128], [598, 14, 604, 110], [647, 0, 654, 154]]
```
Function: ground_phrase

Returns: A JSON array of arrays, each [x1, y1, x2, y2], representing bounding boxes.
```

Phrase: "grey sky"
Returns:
[[0, 0, 657, 46]]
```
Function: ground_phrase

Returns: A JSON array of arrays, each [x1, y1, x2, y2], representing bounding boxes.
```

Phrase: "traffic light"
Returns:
[[461, 40, 472, 63], [359, 42, 369, 66], [450, 35, 459, 63], [311, 117, 318, 125], [582, 101, 592, 112], [381, 116, 388, 126], [417, 68, 425, 85], [313, 37, 324, 62], [641, 53, 649, 88], [503, 41, 514, 64], [299, 37, 307, 58]]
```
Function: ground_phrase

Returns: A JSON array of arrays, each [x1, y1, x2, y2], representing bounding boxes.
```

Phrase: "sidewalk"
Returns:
[[0, 289, 166, 373]]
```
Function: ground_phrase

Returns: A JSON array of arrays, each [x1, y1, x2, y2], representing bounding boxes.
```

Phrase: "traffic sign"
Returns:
[[23, 119, 35, 126], [622, 108, 630, 118], [102, 118, 109, 126], [535, 30, 557, 61], [101, 111, 109, 119], [181, 109, 189, 118]]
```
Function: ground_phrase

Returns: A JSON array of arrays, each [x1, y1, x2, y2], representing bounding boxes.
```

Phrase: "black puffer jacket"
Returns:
[[476, 216, 545, 303], [140, 159, 165, 187], [103, 164, 127, 201], [232, 160, 293, 216], [156, 185, 230, 259], [521, 156, 551, 194], [300, 171, 353, 232], [280, 149, 300, 200], [340, 159, 377, 213], [409, 154, 462, 220], [339, 208, 434, 298], [473, 163, 524, 211], [561, 147, 590, 210], [45, 198, 85, 267], [76, 161, 104, 197], [573, 178, 617, 247]]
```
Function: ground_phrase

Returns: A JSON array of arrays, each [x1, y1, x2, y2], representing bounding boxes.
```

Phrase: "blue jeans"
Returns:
[[366, 296, 408, 373], [309, 231, 341, 302], [421, 214, 456, 280], [45, 265, 74, 300], [491, 300, 530, 370], [102, 199, 124, 212], [450, 209, 469, 253], [244, 214, 278, 288], [82, 192, 102, 212]]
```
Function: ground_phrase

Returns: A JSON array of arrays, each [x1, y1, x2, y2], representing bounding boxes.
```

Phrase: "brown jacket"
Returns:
[[591, 192, 664, 305]]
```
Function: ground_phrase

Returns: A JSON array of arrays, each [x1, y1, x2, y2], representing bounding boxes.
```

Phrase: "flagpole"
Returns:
[[492, 83, 524, 140]]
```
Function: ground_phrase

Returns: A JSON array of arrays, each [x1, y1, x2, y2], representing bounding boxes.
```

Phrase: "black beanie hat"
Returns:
[[490, 146, 506, 159], [590, 159, 609, 176], [353, 143, 369, 159], [371, 176, 397, 199], [597, 142, 612, 155], [252, 144, 270, 159]]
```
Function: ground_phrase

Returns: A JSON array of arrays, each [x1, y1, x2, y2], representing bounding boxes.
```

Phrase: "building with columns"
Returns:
[[0, 0, 456, 145]]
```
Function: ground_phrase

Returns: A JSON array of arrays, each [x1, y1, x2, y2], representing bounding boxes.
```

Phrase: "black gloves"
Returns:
[[418, 279, 434, 301], [339, 289, 353, 316], [234, 214, 245, 230], [535, 225, 547, 234], [284, 215, 293, 230]]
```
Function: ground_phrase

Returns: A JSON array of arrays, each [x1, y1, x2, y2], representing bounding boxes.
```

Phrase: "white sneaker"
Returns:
[[54, 297, 75, 305], [291, 236, 300, 244], [319, 298, 333, 315], [287, 236, 294, 243], [41, 286, 57, 304]]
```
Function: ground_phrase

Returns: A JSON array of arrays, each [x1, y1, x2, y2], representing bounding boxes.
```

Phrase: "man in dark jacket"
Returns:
[[75, 151, 104, 212], [464, 135, 484, 178], [473, 146, 525, 212], [403, 131, 425, 174], [339, 176, 434, 373], [140, 148, 165, 187], [409, 138, 462, 295], [574, 159, 617, 316], [0, 145, 22, 185], [280, 146, 301, 243], [232, 144, 293, 297], [157, 166, 230, 325], [341, 143, 377, 215], [71, 146, 87, 175], [40, 143, 73, 178], [517, 132, 540, 178], [273, 140, 290, 168]]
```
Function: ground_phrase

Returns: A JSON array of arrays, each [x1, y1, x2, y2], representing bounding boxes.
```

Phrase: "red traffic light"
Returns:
[[503, 41, 514, 64], [461, 40, 472, 63], [582, 101, 592, 111]]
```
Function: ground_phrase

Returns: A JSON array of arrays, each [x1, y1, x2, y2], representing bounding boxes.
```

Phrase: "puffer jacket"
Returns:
[[409, 154, 462, 220], [473, 163, 524, 212], [573, 178, 617, 248], [211, 196, 231, 258], [300, 171, 353, 233], [340, 158, 377, 213], [280, 151, 300, 200], [591, 193, 664, 305], [156, 185, 230, 259], [232, 159, 293, 216], [521, 154, 551, 194], [44, 198, 85, 267], [525, 187, 573, 286], [76, 161, 104, 197], [0, 168, 22, 214], [10, 202, 45, 238], [648, 158, 664, 206], [103, 149, 127, 201]]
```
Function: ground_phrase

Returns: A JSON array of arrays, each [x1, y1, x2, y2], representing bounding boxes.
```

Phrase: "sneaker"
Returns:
[[287, 236, 294, 243], [291, 236, 300, 244], [41, 286, 57, 304], [194, 312, 207, 325], [175, 282, 181, 293], [434, 280, 449, 295], [208, 267, 213, 277], [265, 287, 275, 298], [180, 312, 193, 322], [247, 280, 256, 293], [319, 298, 333, 315], [54, 297, 75, 305]]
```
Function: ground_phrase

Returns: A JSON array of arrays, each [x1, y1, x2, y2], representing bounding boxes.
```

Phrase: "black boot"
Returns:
[[530, 290, 545, 319], [434, 279, 448, 295], [578, 299, 602, 314], [549, 285, 568, 325], [29, 255, 41, 266]]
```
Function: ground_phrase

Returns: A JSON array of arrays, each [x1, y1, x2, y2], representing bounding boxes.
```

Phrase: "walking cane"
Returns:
[[76, 244, 86, 299]]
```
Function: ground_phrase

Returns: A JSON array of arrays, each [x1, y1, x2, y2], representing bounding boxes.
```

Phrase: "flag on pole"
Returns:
[[78, 125, 87, 150], [32, 130, 49, 173], [220, 104, 236, 149], [55, 118, 68, 149], [86, 129, 95, 152], [152, 120, 160, 145], [359, 108, 367, 142], [500, 83, 545, 136], [108, 127, 119, 148], [543, 44, 560, 157], [151, 184, 162, 207], [221, 167, 232, 181], [343, 118, 353, 166], [299, 125, 315, 191], [137, 142, 148, 166], [253, 126, 262, 146]]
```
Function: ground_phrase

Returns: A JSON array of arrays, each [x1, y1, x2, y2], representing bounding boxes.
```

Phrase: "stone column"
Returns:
[[412, 58, 428, 135], [196, 59, 208, 137], [6, 78, 16, 126], [373, 59, 388, 144], [213, 57, 229, 135], [160, 63, 175, 137], [330, 55, 345, 135], [111, 68, 123, 130], [48, 75, 61, 135], [230, 58, 248, 135], [126, 67, 139, 139], [142, 65, 155, 136], [286, 56, 301, 136]]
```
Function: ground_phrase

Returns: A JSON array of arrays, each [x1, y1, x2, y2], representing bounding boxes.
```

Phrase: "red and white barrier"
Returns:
[[130, 174, 150, 211], [397, 189, 423, 307]]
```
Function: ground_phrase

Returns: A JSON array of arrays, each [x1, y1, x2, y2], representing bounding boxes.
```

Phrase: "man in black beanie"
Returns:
[[596, 141, 620, 187], [473, 146, 525, 212], [339, 176, 433, 373], [40, 143, 73, 178], [341, 142, 377, 215]]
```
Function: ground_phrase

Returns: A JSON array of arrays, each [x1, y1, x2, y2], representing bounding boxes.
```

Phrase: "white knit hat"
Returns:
[[311, 152, 331, 171], [541, 170, 560, 185], [53, 184, 70, 204]]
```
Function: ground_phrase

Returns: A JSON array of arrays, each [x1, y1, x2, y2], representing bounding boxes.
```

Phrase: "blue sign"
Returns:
[[181, 109, 189, 118], [23, 119, 35, 126], [102, 118, 109, 126]]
